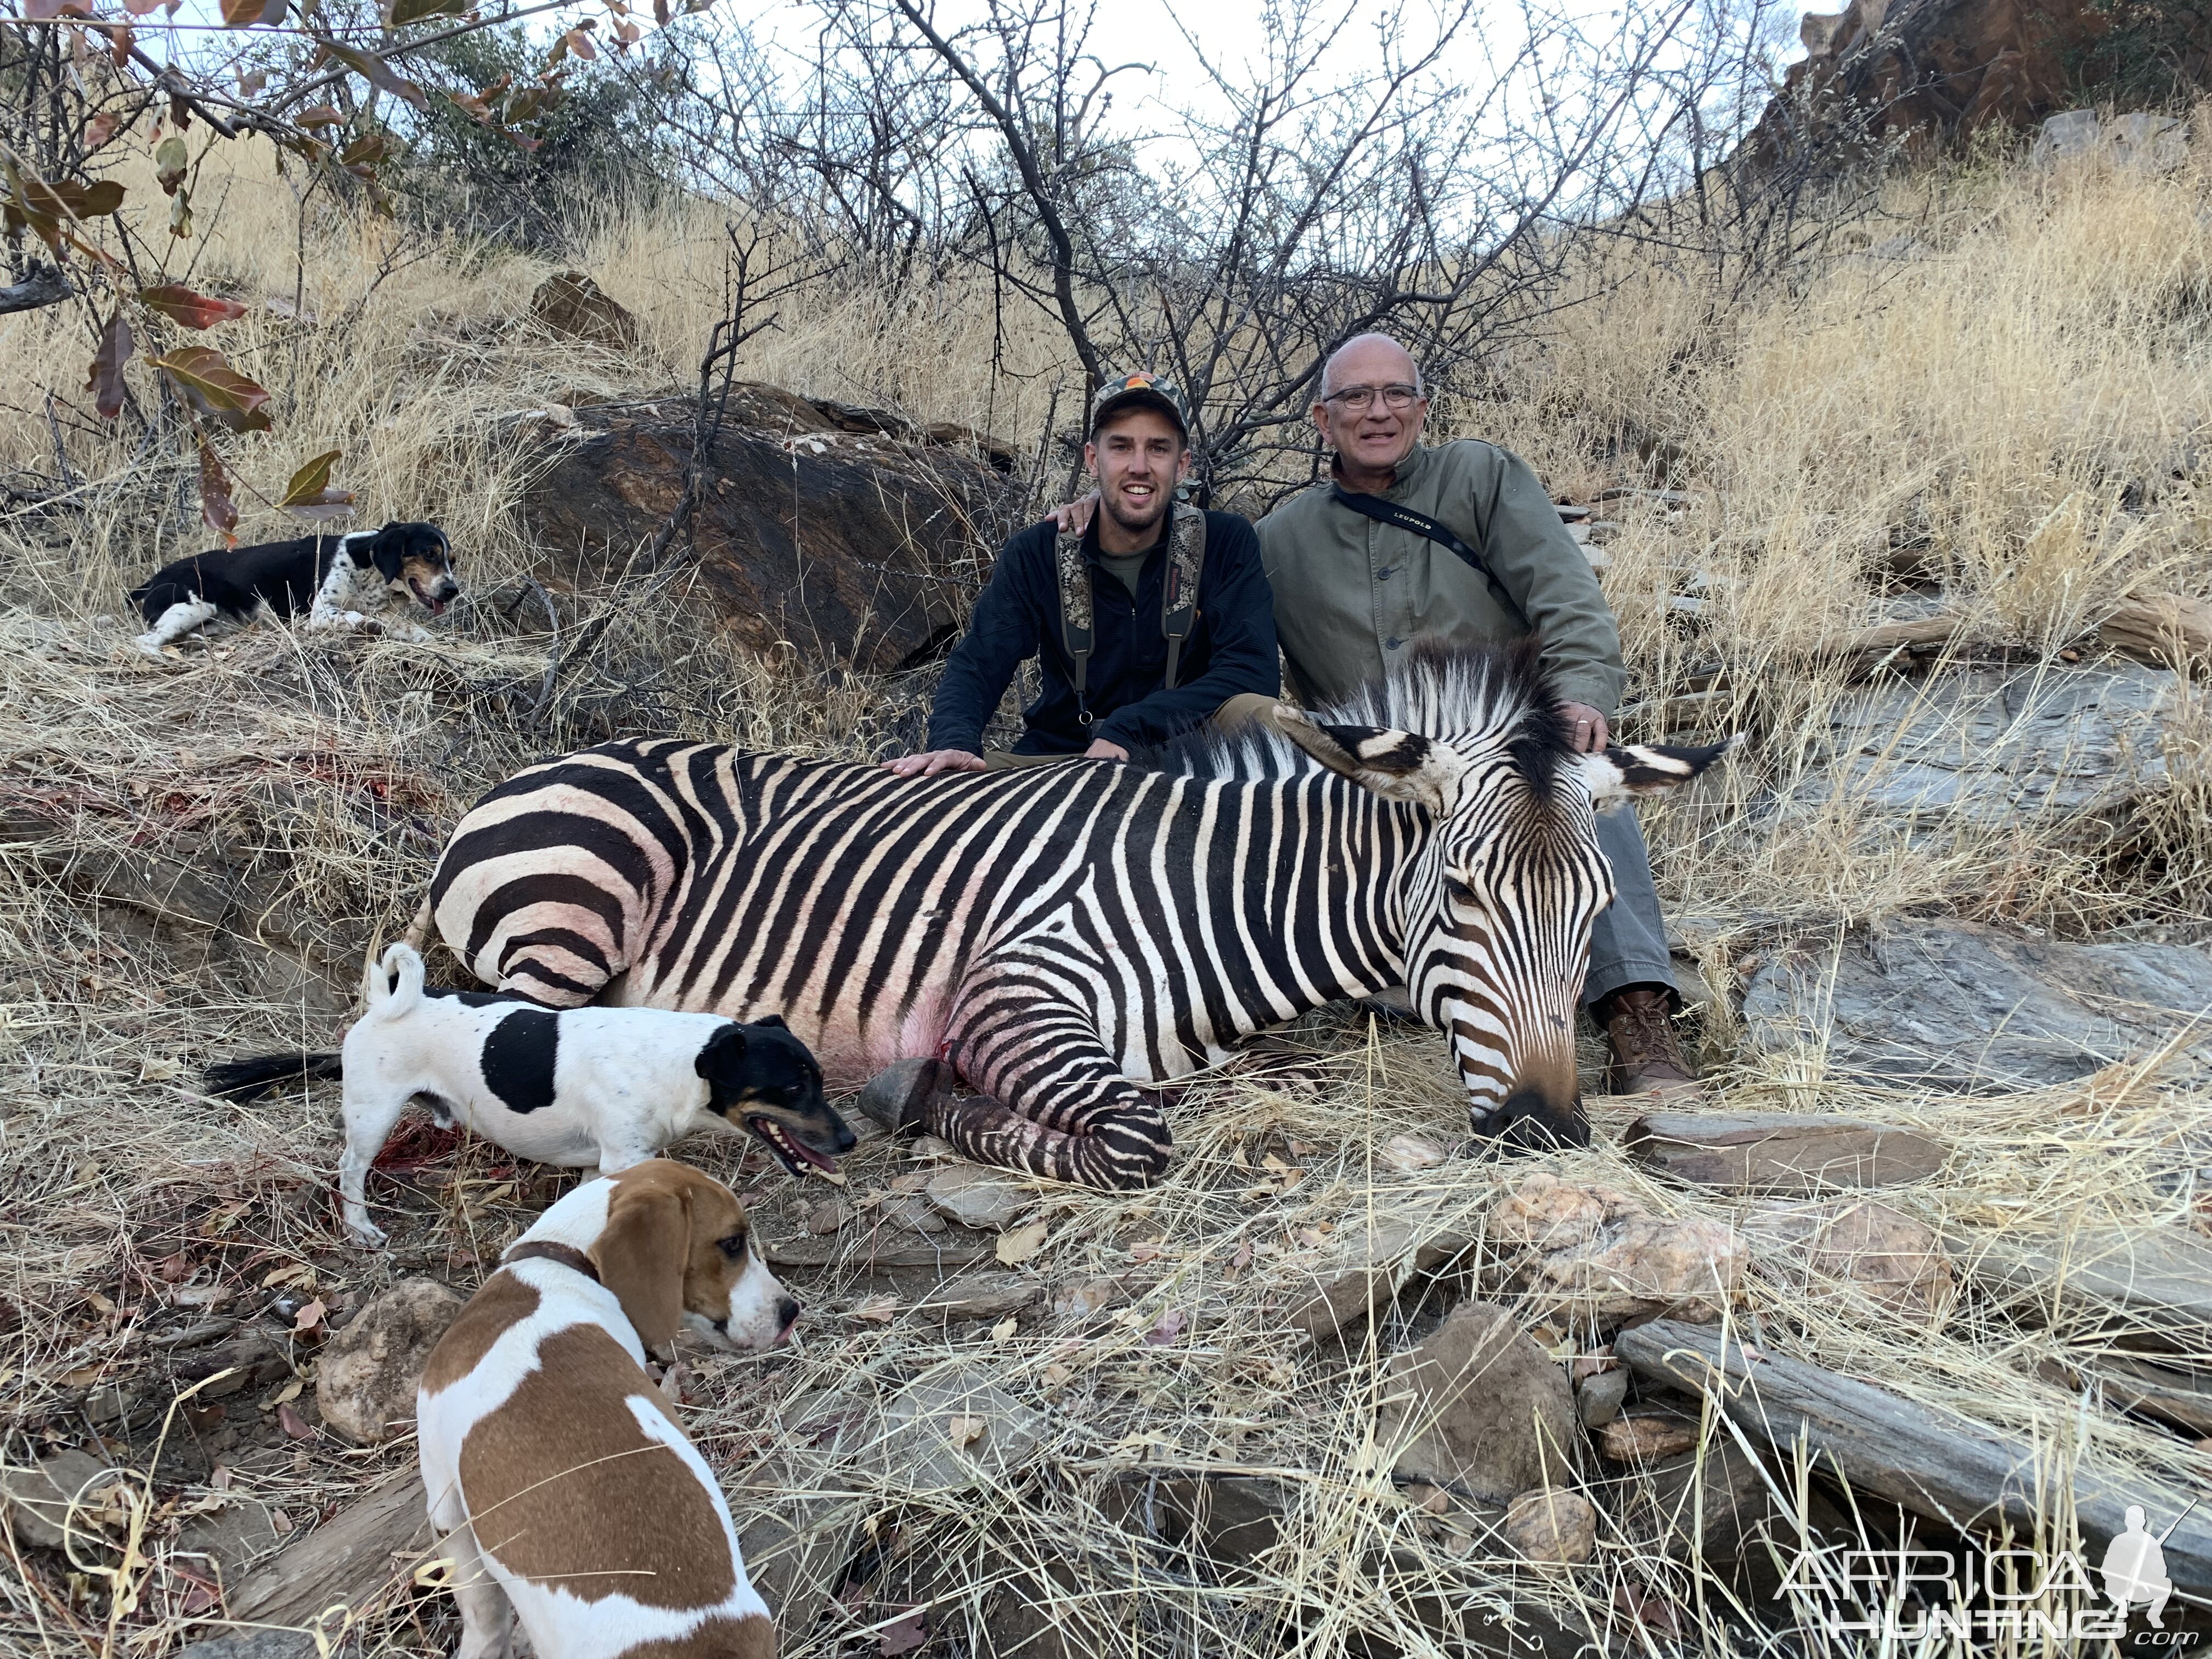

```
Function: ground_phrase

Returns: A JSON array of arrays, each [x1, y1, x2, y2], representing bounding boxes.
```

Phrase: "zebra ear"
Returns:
[[1578, 736, 1739, 802], [1269, 708, 1455, 810]]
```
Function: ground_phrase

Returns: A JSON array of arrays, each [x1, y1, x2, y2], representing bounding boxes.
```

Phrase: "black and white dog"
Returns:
[[208, 944, 855, 1247], [131, 522, 460, 656]]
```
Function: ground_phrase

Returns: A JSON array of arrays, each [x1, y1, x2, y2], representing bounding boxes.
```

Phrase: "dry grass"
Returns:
[[2, 117, 2210, 1658]]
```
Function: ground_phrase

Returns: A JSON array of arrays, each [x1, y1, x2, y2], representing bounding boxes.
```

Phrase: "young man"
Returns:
[[1260, 332, 1699, 1099], [885, 374, 1278, 775]]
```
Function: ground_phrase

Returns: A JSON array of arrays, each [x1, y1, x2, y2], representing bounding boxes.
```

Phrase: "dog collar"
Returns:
[[502, 1240, 602, 1283]]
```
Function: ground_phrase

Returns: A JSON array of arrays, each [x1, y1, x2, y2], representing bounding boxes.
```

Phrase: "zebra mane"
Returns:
[[1169, 637, 1576, 798]]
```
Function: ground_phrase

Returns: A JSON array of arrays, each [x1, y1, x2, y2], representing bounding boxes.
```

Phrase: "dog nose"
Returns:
[[775, 1296, 800, 1339], [833, 1120, 857, 1152]]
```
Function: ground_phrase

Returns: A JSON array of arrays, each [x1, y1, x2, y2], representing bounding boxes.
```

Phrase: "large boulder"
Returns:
[[521, 389, 1022, 675], [1742, 921, 2212, 1092], [529, 269, 641, 352], [1752, 0, 2144, 157], [1374, 1301, 1578, 1505]]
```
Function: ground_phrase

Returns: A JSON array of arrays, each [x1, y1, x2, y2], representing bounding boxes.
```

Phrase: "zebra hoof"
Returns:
[[854, 1058, 960, 1136]]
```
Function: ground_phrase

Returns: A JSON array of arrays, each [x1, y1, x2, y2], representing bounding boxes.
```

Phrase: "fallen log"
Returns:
[[1955, 1229, 2212, 1350], [1625, 1110, 1948, 1193], [2101, 592, 2212, 673], [1613, 1320, 2212, 1599], [183, 1471, 430, 1659]]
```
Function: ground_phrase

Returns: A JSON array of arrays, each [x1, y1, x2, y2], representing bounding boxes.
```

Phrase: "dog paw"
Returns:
[[346, 1220, 391, 1249]]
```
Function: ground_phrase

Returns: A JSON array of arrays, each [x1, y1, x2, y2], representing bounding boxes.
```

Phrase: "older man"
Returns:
[[1258, 332, 1696, 1098]]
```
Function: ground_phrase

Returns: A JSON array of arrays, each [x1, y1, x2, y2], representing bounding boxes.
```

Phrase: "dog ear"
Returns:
[[589, 1172, 689, 1357], [695, 1023, 747, 1079], [754, 1013, 788, 1030]]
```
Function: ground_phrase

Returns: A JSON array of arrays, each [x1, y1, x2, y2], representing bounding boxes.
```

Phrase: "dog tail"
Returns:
[[365, 940, 427, 1022], [206, 1051, 343, 1102], [401, 898, 433, 954]]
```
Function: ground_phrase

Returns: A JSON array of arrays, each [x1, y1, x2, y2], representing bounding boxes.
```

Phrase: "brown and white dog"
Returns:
[[416, 1162, 792, 1659]]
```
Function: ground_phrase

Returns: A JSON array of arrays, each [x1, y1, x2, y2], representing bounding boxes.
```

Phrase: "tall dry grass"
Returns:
[[1, 117, 2209, 1659]]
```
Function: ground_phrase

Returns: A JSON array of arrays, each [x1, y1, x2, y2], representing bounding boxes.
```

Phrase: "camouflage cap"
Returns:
[[1090, 371, 1190, 441]]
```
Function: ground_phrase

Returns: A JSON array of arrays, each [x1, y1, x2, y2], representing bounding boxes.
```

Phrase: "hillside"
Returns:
[[2, 114, 2210, 1656]]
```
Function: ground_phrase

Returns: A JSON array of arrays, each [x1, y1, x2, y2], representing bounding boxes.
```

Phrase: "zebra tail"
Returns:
[[365, 941, 426, 1022], [206, 1051, 343, 1101]]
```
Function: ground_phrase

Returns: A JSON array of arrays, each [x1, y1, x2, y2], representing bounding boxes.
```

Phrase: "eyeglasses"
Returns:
[[1322, 383, 1424, 413]]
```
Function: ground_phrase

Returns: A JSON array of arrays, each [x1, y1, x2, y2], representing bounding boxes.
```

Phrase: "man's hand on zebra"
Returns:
[[1084, 738, 1129, 762], [883, 748, 988, 777], [1558, 702, 1610, 753]]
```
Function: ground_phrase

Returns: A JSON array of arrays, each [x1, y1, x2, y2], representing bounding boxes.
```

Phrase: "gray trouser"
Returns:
[[1585, 804, 1677, 1011]]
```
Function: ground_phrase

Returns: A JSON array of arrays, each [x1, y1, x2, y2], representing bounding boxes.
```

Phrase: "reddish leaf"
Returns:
[[139, 283, 249, 329], [154, 134, 188, 195], [121, 0, 164, 15], [236, 69, 267, 97], [877, 1607, 927, 1657], [152, 346, 272, 433], [3, 165, 125, 251], [168, 188, 192, 240], [338, 131, 396, 168], [294, 104, 344, 128], [614, 18, 640, 46], [219, 0, 286, 25], [276, 1402, 314, 1439], [197, 439, 238, 543], [313, 39, 426, 108], [22, 0, 69, 18], [86, 311, 134, 420], [653, 0, 667, 25], [291, 1297, 327, 1334], [85, 111, 123, 146], [106, 24, 133, 67], [562, 26, 597, 60]]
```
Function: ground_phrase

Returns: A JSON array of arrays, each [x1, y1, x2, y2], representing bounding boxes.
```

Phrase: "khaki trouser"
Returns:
[[983, 695, 1288, 769]]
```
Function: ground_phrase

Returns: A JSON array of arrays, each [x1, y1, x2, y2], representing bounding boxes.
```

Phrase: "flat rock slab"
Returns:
[[1741, 921, 2212, 1092], [864, 1365, 1048, 1493], [1615, 1319, 2212, 1597], [1626, 1110, 1948, 1192], [763, 1221, 998, 1273], [925, 1166, 1033, 1231], [1786, 662, 2185, 843]]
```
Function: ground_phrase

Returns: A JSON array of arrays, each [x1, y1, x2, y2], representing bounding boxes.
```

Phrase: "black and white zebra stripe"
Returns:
[[421, 642, 1729, 1187]]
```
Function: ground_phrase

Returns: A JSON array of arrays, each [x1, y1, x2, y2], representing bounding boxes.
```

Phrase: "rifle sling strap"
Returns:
[[1330, 486, 1531, 631]]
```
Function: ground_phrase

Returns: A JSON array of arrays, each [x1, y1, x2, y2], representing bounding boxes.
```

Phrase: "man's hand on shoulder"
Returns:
[[1049, 491, 1101, 535], [883, 749, 989, 777], [1084, 738, 1130, 762], [1558, 702, 1610, 753]]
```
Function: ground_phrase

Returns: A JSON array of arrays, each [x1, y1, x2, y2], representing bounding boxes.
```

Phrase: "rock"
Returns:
[[1742, 1199, 1953, 1319], [528, 269, 641, 352], [314, 1279, 466, 1443], [925, 1167, 1030, 1231], [2032, 108, 2103, 163], [1646, 1441, 1773, 1564], [1282, 1205, 1475, 1342], [1625, 1110, 1948, 1192], [912, 1271, 1041, 1322], [1598, 1413, 1698, 1463], [865, 1365, 1049, 1493], [1374, 1301, 1578, 1505], [1487, 1173, 1746, 1326], [2, 1449, 121, 1549], [2107, 112, 2190, 171], [1753, 0, 2106, 159], [522, 396, 1019, 676], [1500, 1487, 1596, 1565], [1787, 663, 2187, 846], [1101, 1474, 1285, 1562], [1576, 1365, 1629, 1429], [731, 1436, 871, 1643], [1741, 921, 2212, 1092], [804, 1196, 851, 1235], [175, 1499, 286, 1585], [2103, 592, 2212, 673], [880, 1193, 947, 1235]]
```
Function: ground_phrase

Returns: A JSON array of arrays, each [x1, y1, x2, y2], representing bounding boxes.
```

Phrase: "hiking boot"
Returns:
[[1602, 988, 1701, 1101]]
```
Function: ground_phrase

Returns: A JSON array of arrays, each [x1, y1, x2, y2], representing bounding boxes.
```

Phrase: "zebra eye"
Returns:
[[1443, 876, 1479, 906]]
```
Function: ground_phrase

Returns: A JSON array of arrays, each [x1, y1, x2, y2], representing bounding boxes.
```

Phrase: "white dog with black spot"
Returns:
[[207, 944, 854, 1246]]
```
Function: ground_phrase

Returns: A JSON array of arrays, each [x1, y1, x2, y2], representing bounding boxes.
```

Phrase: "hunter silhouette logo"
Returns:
[[2103, 1500, 2196, 1629]]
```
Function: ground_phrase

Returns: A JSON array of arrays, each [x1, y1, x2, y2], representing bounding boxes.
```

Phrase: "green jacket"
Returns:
[[1255, 439, 1628, 720]]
